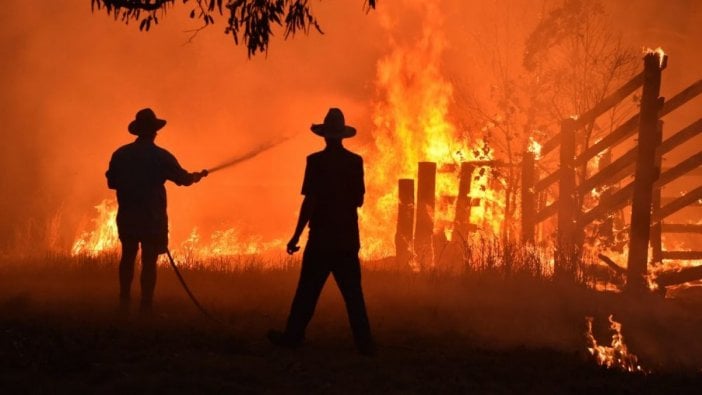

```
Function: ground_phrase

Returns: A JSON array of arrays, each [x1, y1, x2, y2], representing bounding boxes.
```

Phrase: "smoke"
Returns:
[[0, 1, 700, 254]]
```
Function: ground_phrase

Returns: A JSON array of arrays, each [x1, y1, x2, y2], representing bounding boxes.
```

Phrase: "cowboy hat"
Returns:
[[128, 108, 167, 136], [310, 108, 356, 139]]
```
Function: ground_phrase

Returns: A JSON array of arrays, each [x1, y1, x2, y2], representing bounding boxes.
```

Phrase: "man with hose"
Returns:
[[106, 108, 207, 314]]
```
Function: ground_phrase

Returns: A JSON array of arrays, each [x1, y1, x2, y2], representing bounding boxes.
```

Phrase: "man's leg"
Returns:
[[283, 249, 330, 342], [332, 253, 374, 352], [119, 240, 139, 305], [140, 242, 159, 311]]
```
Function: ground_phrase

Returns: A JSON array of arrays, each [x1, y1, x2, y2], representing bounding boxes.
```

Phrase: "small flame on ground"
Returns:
[[71, 199, 119, 256], [586, 315, 647, 373], [71, 198, 285, 263]]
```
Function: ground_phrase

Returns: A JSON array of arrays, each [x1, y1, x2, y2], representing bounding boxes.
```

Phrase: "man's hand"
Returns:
[[287, 236, 301, 255], [192, 169, 209, 183]]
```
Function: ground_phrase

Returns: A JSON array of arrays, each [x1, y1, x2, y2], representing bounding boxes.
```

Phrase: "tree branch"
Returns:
[[101, 0, 174, 11]]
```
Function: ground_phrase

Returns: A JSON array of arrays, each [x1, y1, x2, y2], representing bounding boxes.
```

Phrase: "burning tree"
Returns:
[[460, 0, 639, 247]]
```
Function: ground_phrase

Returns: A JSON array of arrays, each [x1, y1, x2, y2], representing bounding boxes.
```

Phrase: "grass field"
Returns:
[[1, 254, 701, 393]]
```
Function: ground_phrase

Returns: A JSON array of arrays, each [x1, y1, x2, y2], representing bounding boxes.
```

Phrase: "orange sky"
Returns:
[[1, 0, 701, 253]]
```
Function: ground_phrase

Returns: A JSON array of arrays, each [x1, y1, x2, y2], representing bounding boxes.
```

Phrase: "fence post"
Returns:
[[651, 120, 664, 265], [453, 162, 476, 242], [597, 149, 615, 246], [521, 152, 536, 244], [414, 162, 436, 270], [395, 179, 415, 268], [626, 53, 665, 293], [556, 118, 578, 280]]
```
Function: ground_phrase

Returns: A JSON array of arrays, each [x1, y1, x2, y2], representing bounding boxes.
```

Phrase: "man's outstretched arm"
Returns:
[[287, 195, 315, 254], [162, 151, 208, 186]]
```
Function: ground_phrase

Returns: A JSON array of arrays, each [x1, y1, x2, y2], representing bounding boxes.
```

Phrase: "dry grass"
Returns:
[[1, 253, 701, 393]]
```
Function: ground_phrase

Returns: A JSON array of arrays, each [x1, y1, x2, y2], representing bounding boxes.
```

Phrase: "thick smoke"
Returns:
[[0, 1, 700, 254]]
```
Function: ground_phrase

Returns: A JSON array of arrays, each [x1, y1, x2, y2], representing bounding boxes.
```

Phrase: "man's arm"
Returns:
[[287, 195, 316, 254], [161, 151, 207, 186], [355, 156, 365, 207], [288, 156, 315, 254], [106, 153, 119, 190]]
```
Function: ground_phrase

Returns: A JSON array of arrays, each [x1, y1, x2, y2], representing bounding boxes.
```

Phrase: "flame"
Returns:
[[180, 228, 284, 260], [70, 3, 509, 266], [359, 1, 505, 260], [71, 199, 119, 256], [586, 315, 647, 373], [70, 198, 284, 262], [643, 47, 666, 67], [527, 136, 542, 160]]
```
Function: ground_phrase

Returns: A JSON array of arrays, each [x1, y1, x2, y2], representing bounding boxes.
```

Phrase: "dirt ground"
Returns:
[[1, 256, 701, 393]]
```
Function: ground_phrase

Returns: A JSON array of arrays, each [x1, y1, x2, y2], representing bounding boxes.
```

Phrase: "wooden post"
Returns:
[[414, 162, 436, 270], [521, 152, 536, 244], [650, 121, 664, 265], [453, 162, 475, 242], [598, 149, 615, 246], [395, 179, 415, 267], [626, 53, 665, 293], [556, 118, 578, 280]]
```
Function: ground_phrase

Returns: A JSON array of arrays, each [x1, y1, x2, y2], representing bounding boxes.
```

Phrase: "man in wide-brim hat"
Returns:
[[106, 108, 208, 313], [268, 108, 375, 355]]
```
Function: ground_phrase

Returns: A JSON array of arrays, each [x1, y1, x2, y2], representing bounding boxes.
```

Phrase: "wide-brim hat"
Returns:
[[310, 108, 356, 139], [128, 108, 167, 136]]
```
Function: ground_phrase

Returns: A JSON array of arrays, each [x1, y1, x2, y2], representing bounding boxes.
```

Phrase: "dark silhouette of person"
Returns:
[[268, 108, 375, 355], [106, 108, 207, 313]]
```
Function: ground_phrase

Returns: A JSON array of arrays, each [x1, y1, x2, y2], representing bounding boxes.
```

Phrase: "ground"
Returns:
[[1, 255, 701, 393]]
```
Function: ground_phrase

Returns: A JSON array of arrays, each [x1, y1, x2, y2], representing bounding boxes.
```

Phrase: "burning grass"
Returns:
[[1, 252, 702, 392]]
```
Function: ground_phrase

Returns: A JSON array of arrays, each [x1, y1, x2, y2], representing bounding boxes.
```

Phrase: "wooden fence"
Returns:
[[521, 52, 702, 291]]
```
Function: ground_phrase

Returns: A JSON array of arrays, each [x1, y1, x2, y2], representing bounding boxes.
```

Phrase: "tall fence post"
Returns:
[[395, 179, 415, 268], [415, 162, 436, 270], [556, 118, 578, 280], [597, 149, 616, 246], [626, 53, 665, 293], [521, 152, 536, 244], [453, 162, 476, 243], [651, 120, 664, 265]]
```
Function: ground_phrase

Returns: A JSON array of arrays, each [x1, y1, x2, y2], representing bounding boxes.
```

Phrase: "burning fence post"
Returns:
[[395, 179, 415, 267], [556, 118, 578, 280], [626, 52, 665, 293], [521, 152, 536, 244], [414, 162, 436, 270], [597, 149, 616, 247], [650, 121, 664, 265], [453, 162, 476, 242]]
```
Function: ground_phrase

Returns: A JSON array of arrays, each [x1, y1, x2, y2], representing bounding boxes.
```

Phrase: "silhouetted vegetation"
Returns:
[[90, 0, 377, 56]]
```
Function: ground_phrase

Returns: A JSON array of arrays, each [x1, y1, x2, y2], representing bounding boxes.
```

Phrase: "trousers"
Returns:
[[119, 239, 159, 307], [285, 247, 373, 345]]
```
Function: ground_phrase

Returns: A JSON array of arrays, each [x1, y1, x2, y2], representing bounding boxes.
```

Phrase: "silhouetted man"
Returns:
[[268, 108, 375, 355], [106, 108, 207, 313]]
